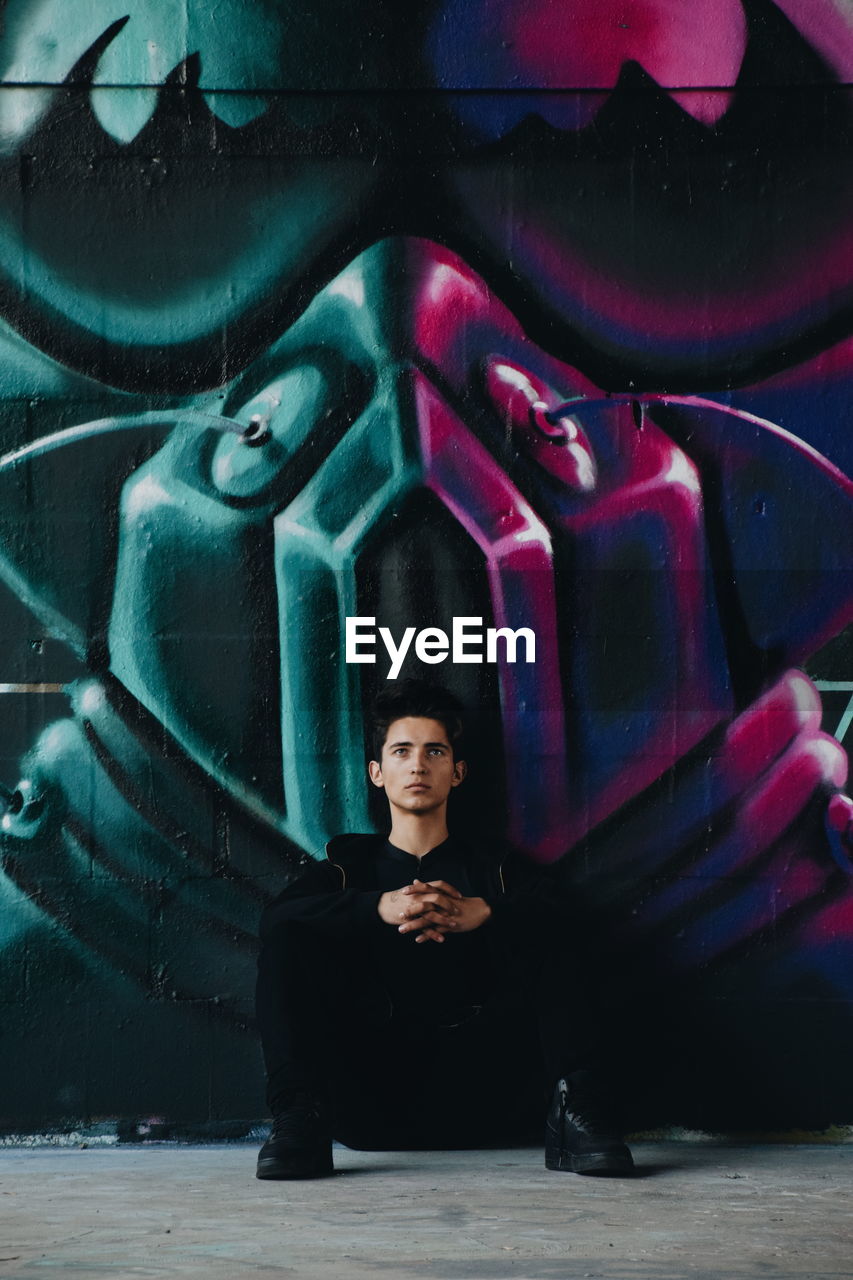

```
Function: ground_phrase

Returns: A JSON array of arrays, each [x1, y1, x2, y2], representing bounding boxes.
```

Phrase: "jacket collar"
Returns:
[[324, 831, 507, 899], [324, 831, 386, 870], [324, 831, 459, 865]]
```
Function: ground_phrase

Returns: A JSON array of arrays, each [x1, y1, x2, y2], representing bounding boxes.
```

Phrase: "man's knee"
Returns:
[[257, 917, 390, 1022]]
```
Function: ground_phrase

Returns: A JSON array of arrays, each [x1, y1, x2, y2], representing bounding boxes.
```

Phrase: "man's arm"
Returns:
[[259, 858, 383, 940], [261, 865, 470, 943]]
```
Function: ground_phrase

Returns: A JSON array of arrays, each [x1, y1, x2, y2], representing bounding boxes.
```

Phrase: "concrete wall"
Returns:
[[0, 0, 852, 1132]]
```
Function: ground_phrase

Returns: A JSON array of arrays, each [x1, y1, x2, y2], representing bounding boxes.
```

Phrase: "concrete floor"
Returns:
[[1, 1140, 852, 1279]]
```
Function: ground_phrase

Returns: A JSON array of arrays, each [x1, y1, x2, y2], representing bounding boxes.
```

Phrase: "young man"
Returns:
[[255, 680, 632, 1177]]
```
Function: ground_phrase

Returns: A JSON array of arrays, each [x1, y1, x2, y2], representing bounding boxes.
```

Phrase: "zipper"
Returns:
[[330, 861, 346, 889], [324, 842, 346, 889]]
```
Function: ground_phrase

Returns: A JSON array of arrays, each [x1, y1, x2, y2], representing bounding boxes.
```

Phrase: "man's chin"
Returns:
[[395, 792, 444, 812]]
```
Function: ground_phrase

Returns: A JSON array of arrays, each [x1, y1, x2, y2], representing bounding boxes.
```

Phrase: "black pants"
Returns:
[[255, 913, 602, 1150]]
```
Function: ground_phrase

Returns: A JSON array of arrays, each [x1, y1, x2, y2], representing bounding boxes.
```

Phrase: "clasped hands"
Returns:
[[377, 879, 492, 943]]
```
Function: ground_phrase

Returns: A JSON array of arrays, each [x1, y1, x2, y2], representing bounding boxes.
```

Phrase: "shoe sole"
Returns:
[[545, 1146, 634, 1175], [256, 1154, 334, 1180]]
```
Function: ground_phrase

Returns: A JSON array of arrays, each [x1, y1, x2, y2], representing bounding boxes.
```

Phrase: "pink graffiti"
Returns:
[[503, 0, 746, 124], [412, 371, 573, 859], [774, 0, 853, 81], [478, 219, 853, 354], [406, 239, 729, 855], [394, 238, 853, 887]]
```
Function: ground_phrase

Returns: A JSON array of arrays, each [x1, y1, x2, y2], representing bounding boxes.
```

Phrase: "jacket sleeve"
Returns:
[[259, 858, 384, 940], [483, 849, 566, 929]]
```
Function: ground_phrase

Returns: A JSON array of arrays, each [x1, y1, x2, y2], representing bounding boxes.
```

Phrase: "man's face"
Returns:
[[368, 716, 466, 816]]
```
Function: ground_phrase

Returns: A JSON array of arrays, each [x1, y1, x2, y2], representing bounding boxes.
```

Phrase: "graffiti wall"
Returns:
[[1, 0, 852, 1132]]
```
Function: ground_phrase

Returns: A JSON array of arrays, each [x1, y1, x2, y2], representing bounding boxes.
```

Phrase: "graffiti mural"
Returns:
[[1, 0, 852, 1131]]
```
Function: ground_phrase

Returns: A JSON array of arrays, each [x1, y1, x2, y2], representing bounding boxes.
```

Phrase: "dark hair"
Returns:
[[370, 679, 465, 761]]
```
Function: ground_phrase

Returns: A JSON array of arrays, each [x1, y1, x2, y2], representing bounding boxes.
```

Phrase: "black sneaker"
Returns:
[[545, 1074, 634, 1175], [256, 1094, 334, 1180]]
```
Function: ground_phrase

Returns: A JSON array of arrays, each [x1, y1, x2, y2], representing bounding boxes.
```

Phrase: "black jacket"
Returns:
[[259, 833, 558, 942]]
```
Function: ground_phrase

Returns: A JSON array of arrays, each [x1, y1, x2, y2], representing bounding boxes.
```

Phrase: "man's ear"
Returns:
[[368, 760, 385, 788], [451, 759, 467, 787]]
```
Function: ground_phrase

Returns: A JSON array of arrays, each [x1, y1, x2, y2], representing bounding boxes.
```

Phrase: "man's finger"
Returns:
[[403, 880, 458, 897], [401, 886, 458, 910], [417, 892, 459, 912], [402, 879, 462, 898], [425, 880, 462, 898], [399, 910, 457, 933], [399, 910, 456, 931], [400, 896, 456, 919]]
